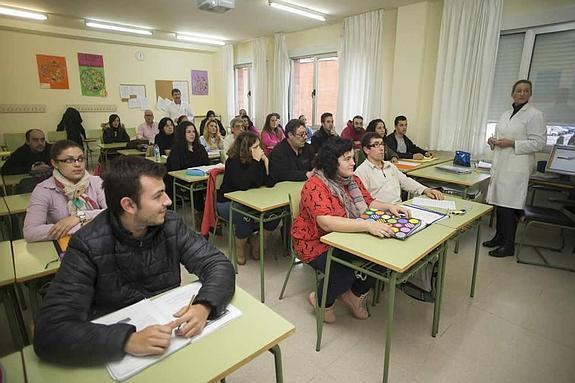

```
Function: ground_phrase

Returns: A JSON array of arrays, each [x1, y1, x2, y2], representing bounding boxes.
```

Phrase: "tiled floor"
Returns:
[[1, 217, 574, 382]]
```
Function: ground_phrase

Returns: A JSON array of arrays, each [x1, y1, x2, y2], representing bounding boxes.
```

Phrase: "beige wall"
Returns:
[[502, 0, 575, 30], [0, 23, 225, 142]]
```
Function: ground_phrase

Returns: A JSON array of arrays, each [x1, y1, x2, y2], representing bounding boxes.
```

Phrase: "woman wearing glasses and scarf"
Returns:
[[23, 140, 107, 242], [291, 136, 410, 323]]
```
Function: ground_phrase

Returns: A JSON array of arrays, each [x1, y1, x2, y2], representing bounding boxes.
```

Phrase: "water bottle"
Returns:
[[153, 144, 160, 161]]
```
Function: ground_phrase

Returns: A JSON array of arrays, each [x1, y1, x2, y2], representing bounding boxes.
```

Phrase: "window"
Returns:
[[487, 22, 575, 147], [235, 64, 253, 116], [290, 54, 338, 128]]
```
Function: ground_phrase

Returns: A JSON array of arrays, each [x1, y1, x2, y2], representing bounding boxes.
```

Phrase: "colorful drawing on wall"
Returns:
[[77, 53, 107, 97], [36, 55, 69, 89], [191, 70, 208, 95]]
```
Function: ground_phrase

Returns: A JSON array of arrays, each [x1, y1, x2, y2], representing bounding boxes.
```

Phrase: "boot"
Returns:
[[484, 208, 505, 247], [234, 237, 248, 265], [489, 208, 517, 258], [339, 289, 369, 320], [307, 292, 336, 323], [248, 233, 260, 260], [482, 234, 503, 248]]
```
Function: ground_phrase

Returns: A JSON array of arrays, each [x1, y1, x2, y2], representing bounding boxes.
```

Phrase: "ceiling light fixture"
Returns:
[[176, 33, 226, 46], [269, 1, 326, 22], [0, 5, 47, 20], [85, 21, 153, 36]]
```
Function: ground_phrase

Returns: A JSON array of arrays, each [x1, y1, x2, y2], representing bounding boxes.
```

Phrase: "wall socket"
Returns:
[[66, 104, 117, 113], [0, 104, 47, 113]]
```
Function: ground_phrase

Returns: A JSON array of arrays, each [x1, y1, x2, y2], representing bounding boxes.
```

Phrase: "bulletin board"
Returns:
[[155, 80, 189, 103]]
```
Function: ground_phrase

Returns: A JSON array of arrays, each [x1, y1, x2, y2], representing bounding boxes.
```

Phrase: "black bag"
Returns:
[[127, 139, 149, 152], [399, 259, 439, 303]]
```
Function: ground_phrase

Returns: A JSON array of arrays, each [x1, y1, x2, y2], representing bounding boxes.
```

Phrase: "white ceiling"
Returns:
[[1, 0, 425, 43]]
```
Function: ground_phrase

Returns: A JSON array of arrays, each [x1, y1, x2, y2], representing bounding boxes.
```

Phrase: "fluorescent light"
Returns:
[[85, 21, 153, 36], [269, 2, 326, 21], [0, 6, 47, 20], [176, 34, 226, 46]]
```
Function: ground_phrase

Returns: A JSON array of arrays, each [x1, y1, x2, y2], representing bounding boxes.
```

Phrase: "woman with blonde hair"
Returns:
[[199, 119, 224, 152]]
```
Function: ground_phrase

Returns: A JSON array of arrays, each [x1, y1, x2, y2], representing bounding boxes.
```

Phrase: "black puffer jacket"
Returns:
[[33, 210, 235, 365]]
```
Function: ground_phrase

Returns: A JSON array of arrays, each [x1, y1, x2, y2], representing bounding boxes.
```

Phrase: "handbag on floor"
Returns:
[[399, 259, 438, 303]]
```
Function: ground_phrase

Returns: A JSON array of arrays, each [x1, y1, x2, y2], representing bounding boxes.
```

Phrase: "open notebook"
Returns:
[[92, 282, 241, 381]]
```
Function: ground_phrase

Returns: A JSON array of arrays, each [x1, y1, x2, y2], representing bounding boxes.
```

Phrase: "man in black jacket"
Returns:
[[1, 129, 51, 175], [311, 112, 337, 154], [386, 115, 432, 160], [33, 156, 235, 365], [269, 118, 315, 182]]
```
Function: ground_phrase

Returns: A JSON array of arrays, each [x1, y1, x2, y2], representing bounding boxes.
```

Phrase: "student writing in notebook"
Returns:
[[33, 156, 235, 364]]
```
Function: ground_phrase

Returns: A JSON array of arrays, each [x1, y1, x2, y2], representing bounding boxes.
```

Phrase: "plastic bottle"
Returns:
[[153, 144, 160, 161]]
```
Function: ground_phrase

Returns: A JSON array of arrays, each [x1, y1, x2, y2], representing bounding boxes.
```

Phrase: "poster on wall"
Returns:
[[191, 70, 208, 95], [36, 55, 69, 89], [77, 53, 107, 97]]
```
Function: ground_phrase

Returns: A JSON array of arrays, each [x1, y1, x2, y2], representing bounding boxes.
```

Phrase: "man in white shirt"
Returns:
[[355, 132, 443, 203], [166, 88, 193, 121], [136, 110, 159, 142], [222, 117, 246, 161]]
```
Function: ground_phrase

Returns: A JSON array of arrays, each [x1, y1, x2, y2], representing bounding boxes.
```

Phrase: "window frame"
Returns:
[[234, 63, 253, 117]]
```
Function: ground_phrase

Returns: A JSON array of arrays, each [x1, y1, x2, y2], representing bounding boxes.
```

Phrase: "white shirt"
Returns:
[[166, 101, 193, 120], [395, 134, 407, 153], [355, 159, 427, 203]]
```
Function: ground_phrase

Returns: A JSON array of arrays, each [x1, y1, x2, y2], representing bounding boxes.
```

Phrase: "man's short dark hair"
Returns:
[[394, 115, 407, 126], [512, 79, 532, 93], [360, 132, 381, 150], [320, 112, 333, 124], [313, 137, 353, 179], [284, 119, 305, 136], [25, 129, 43, 141], [352, 115, 363, 122], [102, 156, 166, 217], [171, 88, 181, 96]]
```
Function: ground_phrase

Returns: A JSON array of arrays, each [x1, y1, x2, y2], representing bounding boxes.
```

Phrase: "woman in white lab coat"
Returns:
[[484, 80, 546, 257]]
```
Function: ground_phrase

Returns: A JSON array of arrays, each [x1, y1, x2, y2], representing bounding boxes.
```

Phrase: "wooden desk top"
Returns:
[[0, 241, 15, 287], [0, 197, 9, 217], [4, 193, 31, 215], [2, 173, 29, 188], [396, 151, 454, 173], [12, 239, 60, 283], [168, 169, 209, 183], [22, 287, 295, 383], [117, 149, 146, 156], [321, 224, 456, 273], [0, 352, 25, 383], [224, 181, 304, 212], [97, 142, 128, 150], [408, 164, 491, 187]]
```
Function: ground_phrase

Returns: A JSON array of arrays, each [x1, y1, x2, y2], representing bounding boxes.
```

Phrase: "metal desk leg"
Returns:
[[228, 202, 237, 273], [383, 272, 397, 383], [432, 246, 447, 337], [269, 345, 284, 383], [470, 223, 481, 297], [189, 184, 196, 229], [259, 216, 265, 303], [1, 286, 28, 348], [316, 248, 333, 352]]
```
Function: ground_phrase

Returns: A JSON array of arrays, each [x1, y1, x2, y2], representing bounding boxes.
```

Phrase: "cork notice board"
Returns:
[[155, 80, 189, 103]]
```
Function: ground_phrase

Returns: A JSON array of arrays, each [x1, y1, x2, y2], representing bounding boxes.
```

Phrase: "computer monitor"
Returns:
[[545, 145, 575, 176]]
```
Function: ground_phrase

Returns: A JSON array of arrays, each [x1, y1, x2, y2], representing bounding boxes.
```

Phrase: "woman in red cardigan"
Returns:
[[291, 136, 409, 323]]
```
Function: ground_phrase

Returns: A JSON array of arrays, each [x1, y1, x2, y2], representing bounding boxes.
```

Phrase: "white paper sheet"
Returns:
[[411, 197, 456, 211]]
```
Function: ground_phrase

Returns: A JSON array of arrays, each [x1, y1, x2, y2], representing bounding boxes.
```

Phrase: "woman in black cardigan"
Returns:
[[154, 117, 175, 155]]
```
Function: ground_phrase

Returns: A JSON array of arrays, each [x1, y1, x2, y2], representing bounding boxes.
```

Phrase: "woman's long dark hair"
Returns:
[[157, 117, 174, 136], [313, 137, 353, 179], [108, 114, 121, 128], [172, 121, 200, 155], [366, 119, 386, 137], [227, 132, 260, 164]]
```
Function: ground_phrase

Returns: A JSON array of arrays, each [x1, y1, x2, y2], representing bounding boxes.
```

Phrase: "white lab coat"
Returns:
[[486, 104, 546, 209]]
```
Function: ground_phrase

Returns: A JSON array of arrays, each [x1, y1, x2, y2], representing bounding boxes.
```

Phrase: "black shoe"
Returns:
[[488, 246, 515, 258], [482, 236, 503, 248]]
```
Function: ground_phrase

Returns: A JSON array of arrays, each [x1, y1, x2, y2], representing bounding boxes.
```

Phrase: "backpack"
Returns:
[[399, 259, 439, 303]]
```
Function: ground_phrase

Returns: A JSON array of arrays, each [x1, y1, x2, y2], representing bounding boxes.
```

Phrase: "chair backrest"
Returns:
[[85, 128, 101, 140], [3, 133, 26, 152], [288, 191, 301, 221], [47, 131, 67, 143]]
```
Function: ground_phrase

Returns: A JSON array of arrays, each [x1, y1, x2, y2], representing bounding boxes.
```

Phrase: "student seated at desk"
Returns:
[[386, 115, 431, 160], [241, 114, 260, 136], [217, 132, 278, 265], [355, 132, 443, 203], [199, 119, 224, 152], [0, 129, 52, 176], [23, 140, 106, 242], [136, 109, 159, 143], [33, 156, 235, 364], [154, 117, 175, 155], [365, 119, 399, 163], [166, 121, 209, 211], [222, 117, 246, 162], [199, 110, 226, 137], [340, 115, 365, 149], [311, 112, 337, 154], [269, 119, 315, 182], [102, 114, 130, 144], [261, 113, 285, 156], [291, 137, 410, 323]]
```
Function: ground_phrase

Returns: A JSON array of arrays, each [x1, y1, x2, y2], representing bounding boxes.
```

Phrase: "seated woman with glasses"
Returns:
[[291, 136, 410, 323], [23, 140, 107, 242]]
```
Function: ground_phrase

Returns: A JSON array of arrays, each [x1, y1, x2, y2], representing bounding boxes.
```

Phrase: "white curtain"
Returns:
[[253, 37, 268, 128], [222, 44, 235, 126], [336, 9, 385, 131], [429, 0, 503, 155], [272, 33, 290, 122]]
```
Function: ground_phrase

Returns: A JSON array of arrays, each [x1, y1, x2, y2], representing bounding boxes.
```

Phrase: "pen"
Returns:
[[177, 294, 196, 332]]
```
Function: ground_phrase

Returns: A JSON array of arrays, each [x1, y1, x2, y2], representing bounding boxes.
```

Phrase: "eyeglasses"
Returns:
[[367, 142, 384, 148], [55, 156, 85, 164], [293, 132, 307, 138]]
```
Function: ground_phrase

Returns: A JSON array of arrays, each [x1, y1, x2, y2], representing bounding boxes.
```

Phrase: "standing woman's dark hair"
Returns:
[[57, 107, 86, 145], [313, 137, 354, 180], [511, 79, 532, 93]]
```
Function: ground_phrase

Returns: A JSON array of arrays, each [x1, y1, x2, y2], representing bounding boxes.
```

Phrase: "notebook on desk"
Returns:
[[436, 164, 473, 174], [92, 282, 241, 381]]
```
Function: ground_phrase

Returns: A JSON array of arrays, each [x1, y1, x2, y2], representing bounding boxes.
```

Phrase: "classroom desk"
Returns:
[[319, 225, 456, 383], [224, 181, 304, 303], [0, 241, 28, 347], [168, 170, 209, 229], [0, 197, 10, 240], [4, 193, 31, 215], [0, 352, 26, 383], [117, 149, 146, 157], [408, 163, 491, 198], [0, 150, 11, 159], [405, 196, 493, 297], [145, 156, 167, 164], [98, 142, 128, 162], [22, 287, 295, 383], [396, 150, 454, 174], [1, 173, 28, 195]]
